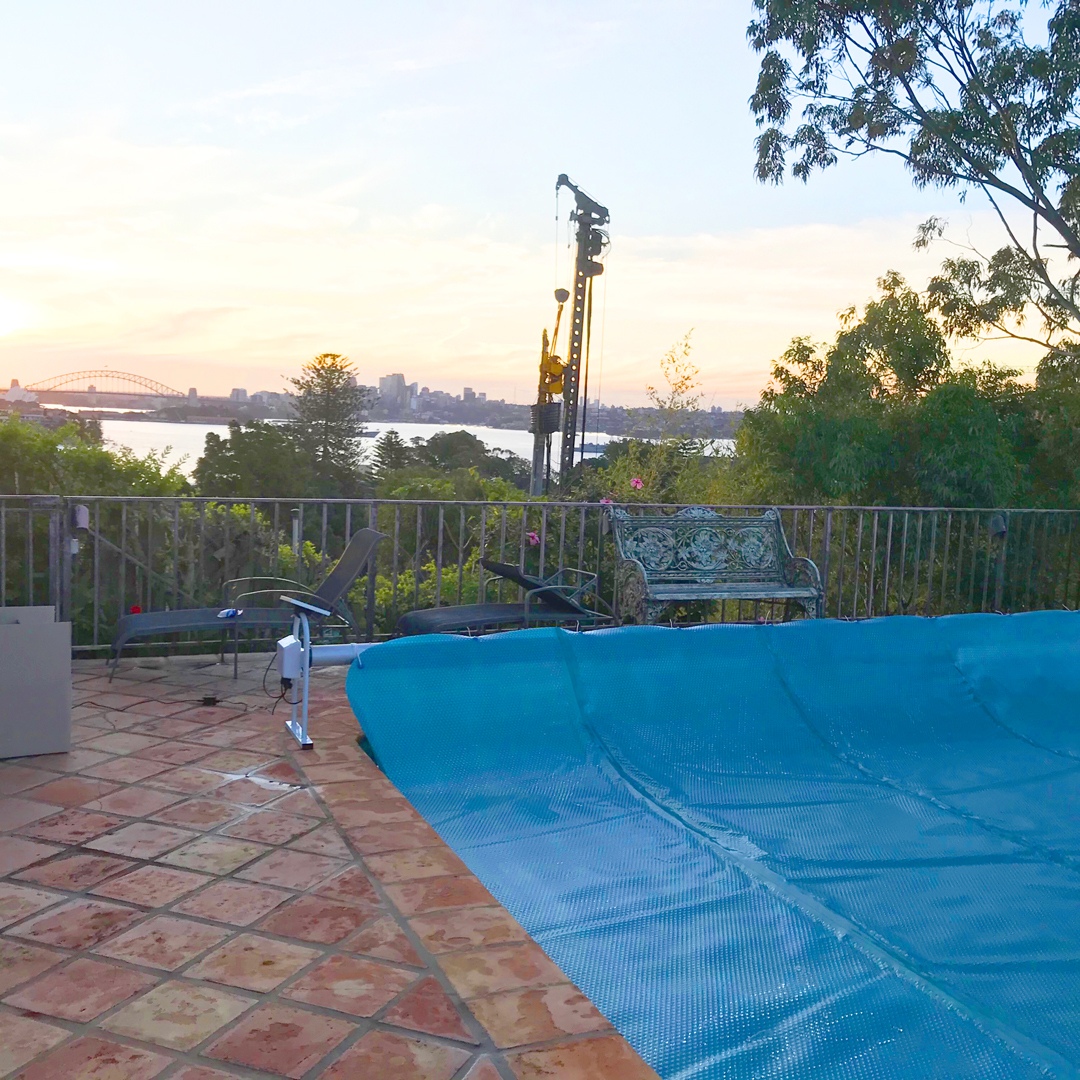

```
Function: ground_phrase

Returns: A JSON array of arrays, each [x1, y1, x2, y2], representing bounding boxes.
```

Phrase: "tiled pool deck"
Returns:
[[1, 655, 658, 1080]]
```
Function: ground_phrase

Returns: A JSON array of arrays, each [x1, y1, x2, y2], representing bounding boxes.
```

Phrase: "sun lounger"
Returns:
[[109, 527, 385, 675], [395, 558, 610, 636]]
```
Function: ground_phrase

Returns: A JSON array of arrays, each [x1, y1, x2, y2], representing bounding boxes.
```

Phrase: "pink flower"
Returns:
[[526, 530, 540, 546], [630, 477, 644, 490], [600, 497, 613, 505]]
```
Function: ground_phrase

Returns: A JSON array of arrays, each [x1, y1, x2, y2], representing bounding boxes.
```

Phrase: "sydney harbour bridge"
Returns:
[[22, 369, 188, 407]]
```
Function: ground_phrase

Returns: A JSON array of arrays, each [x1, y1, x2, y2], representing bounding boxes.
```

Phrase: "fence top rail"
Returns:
[[0, 495, 1078, 515]]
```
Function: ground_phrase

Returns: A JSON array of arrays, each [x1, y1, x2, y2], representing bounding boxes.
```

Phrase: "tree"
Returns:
[[642, 331, 703, 440], [0, 417, 188, 496], [287, 353, 371, 491], [371, 429, 410, 481], [733, 273, 1027, 506], [194, 421, 315, 498], [748, 1, 1080, 353]]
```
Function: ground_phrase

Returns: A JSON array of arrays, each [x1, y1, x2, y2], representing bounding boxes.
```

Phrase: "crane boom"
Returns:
[[555, 175, 608, 480]]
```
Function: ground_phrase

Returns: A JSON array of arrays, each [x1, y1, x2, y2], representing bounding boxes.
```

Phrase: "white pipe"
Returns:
[[308, 642, 379, 668]]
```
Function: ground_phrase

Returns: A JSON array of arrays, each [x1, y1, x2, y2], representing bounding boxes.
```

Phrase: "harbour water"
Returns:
[[99, 418, 619, 477]]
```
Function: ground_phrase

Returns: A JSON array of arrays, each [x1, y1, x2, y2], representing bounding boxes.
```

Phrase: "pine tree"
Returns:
[[287, 353, 371, 491], [372, 429, 411, 480]]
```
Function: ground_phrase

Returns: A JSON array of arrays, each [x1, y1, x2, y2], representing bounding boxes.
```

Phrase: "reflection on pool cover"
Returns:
[[346, 613, 1080, 1079]]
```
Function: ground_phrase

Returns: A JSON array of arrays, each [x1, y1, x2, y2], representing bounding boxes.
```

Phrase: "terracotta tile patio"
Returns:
[[0, 654, 659, 1079]]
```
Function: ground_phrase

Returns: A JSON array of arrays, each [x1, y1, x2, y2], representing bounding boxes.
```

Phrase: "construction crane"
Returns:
[[528, 174, 609, 495]]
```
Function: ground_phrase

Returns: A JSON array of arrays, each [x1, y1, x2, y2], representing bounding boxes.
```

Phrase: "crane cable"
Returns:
[[593, 263, 608, 449]]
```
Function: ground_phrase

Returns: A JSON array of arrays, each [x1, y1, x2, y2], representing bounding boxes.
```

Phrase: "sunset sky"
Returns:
[[0, 1, 1040, 408]]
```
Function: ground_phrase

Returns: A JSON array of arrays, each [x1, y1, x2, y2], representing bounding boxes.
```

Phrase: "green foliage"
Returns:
[[194, 421, 315, 498], [748, 0, 1080, 352], [371, 429, 410, 481], [731, 275, 1080, 507], [0, 417, 188, 496], [287, 353, 371, 493]]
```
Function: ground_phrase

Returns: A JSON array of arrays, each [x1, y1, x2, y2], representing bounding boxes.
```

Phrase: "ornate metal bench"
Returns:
[[610, 506, 824, 624]]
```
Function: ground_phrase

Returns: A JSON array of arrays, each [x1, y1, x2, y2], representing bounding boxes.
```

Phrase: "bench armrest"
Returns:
[[784, 556, 822, 590]]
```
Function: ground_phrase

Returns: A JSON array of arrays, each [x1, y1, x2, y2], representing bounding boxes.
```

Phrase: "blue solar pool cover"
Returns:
[[346, 613, 1080, 1078]]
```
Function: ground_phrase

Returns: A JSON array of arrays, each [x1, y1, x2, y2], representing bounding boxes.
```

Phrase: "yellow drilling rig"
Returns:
[[529, 174, 608, 496]]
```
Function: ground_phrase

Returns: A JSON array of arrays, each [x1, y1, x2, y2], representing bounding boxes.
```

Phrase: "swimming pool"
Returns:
[[347, 613, 1080, 1078]]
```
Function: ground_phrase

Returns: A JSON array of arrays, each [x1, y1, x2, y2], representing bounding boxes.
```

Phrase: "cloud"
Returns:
[[0, 124, 1044, 407]]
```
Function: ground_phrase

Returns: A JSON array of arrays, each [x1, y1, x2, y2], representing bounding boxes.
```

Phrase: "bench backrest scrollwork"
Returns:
[[609, 507, 793, 585]]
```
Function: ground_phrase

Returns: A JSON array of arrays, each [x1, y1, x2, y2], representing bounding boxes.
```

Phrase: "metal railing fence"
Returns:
[[1, 496, 1077, 652]]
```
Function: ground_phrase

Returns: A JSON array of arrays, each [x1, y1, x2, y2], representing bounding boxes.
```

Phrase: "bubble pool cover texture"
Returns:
[[346, 613, 1080, 1079]]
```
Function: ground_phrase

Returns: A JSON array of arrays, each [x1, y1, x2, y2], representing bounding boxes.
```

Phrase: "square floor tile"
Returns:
[[133, 740, 211, 764], [409, 906, 529, 955], [20, 748, 111, 773], [87, 786, 180, 817], [505, 1034, 660, 1080], [172, 880, 291, 925], [204, 1002, 355, 1078], [158, 835, 268, 874], [0, 881, 62, 927], [147, 766, 226, 795], [169, 1067, 237, 1080], [315, 866, 380, 907], [467, 984, 610, 1049], [215, 777, 289, 806], [366, 846, 470, 884], [79, 732, 165, 755], [286, 823, 350, 858], [94, 915, 230, 970], [256, 760, 303, 785], [439, 943, 566, 1000], [381, 976, 478, 1043], [0, 1011, 69, 1077], [92, 864, 210, 907], [236, 849, 345, 890], [0, 836, 61, 875], [102, 981, 252, 1051], [15, 852, 131, 891], [462, 1057, 503, 1080], [344, 820, 445, 855], [282, 953, 415, 1017], [87, 822, 196, 859], [0, 765, 57, 795], [321, 1030, 470, 1080], [3, 956, 156, 1021], [0, 939, 65, 994], [343, 914, 423, 966], [1, 796, 64, 830], [16, 1035, 172, 1080], [187, 932, 320, 992], [384, 875, 496, 917], [151, 798, 241, 830], [258, 894, 375, 944], [221, 811, 316, 845], [197, 750, 273, 774], [18, 809, 126, 844], [27, 776, 121, 808], [328, 797, 420, 830], [272, 789, 325, 818], [78, 757, 172, 784], [8, 898, 142, 949]]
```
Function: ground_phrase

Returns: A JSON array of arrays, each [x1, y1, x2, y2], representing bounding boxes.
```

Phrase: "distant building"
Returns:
[[187, 388, 198, 404], [463, 387, 476, 402], [229, 388, 248, 402], [378, 373, 409, 411], [3, 379, 37, 404]]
